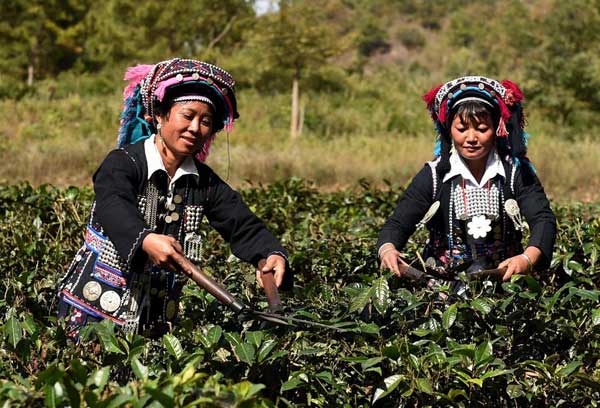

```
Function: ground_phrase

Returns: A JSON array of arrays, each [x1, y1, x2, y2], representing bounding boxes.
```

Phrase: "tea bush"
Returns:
[[1, 180, 599, 406]]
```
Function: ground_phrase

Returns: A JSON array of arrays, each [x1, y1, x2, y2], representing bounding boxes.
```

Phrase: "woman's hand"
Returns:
[[256, 254, 286, 288], [498, 246, 542, 281], [142, 233, 184, 271], [379, 243, 409, 277]]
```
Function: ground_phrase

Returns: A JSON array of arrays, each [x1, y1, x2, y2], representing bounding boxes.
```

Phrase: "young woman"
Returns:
[[57, 58, 289, 338], [378, 76, 556, 282]]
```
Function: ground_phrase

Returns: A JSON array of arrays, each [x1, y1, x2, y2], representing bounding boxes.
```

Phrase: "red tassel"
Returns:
[[497, 118, 509, 137], [438, 101, 447, 123], [501, 79, 524, 107], [423, 84, 443, 109]]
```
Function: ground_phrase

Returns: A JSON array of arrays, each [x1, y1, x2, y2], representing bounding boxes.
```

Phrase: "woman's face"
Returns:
[[450, 112, 495, 163], [157, 101, 214, 159]]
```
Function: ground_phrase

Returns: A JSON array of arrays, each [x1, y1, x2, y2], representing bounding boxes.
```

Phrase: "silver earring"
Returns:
[[157, 122, 162, 130]]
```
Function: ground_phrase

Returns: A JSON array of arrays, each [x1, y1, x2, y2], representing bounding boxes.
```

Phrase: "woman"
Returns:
[[378, 76, 556, 282], [57, 58, 289, 338]]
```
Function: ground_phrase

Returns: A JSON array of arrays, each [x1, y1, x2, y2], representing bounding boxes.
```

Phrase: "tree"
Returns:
[[0, 0, 90, 94], [249, 0, 352, 139], [525, 0, 600, 125]]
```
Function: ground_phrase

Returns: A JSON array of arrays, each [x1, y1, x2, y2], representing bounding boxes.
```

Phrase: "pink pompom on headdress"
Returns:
[[122, 64, 155, 100]]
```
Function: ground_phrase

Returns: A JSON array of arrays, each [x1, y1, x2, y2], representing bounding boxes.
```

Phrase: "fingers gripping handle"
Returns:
[[261, 271, 283, 313], [171, 252, 246, 313]]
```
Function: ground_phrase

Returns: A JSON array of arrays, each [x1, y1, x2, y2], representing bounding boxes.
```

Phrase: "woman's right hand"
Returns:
[[379, 243, 408, 277], [142, 233, 184, 271]]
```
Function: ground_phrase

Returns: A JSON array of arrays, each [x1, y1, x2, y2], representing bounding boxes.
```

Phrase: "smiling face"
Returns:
[[450, 111, 496, 165], [156, 101, 214, 160]]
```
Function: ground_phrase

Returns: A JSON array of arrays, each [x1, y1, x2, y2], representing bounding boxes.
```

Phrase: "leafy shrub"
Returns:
[[1, 181, 599, 406]]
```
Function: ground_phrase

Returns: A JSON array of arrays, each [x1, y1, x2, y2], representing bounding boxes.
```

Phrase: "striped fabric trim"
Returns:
[[60, 290, 125, 325]]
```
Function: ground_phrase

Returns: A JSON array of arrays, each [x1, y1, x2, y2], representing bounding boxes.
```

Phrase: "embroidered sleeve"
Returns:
[[377, 165, 435, 253], [514, 164, 557, 270], [204, 171, 288, 267], [94, 149, 151, 265]]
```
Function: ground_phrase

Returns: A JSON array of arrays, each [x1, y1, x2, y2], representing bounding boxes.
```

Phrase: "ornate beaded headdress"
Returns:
[[423, 76, 528, 163], [118, 58, 239, 162]]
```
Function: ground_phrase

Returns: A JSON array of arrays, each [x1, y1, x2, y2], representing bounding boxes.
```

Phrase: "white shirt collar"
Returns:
[[144, 135, 199, 186], [443, 147, 505, 187]]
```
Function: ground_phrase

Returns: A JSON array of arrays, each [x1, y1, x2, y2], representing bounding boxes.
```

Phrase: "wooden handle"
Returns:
[[171, 252, 246, 312]]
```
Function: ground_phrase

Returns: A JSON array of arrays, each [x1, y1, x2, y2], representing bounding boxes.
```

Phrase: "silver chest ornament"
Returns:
[[504, 199, 525, 231]]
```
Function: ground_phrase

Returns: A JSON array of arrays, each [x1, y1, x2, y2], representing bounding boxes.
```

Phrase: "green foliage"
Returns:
[[1, 181, 600, 405]]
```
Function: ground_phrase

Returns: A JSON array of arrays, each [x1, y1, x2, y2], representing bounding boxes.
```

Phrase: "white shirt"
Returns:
[[443, 147, 505, 188], [144, 135, 199, 203]]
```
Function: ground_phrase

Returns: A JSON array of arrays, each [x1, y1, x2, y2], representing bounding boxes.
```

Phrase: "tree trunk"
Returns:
[[290, 67, 300, 139], [27, 64, 34, 87]]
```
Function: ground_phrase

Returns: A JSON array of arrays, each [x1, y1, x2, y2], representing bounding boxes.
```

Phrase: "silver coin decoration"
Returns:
[[99, 290, 121, 312], [167, 203, 176, 211], [82, 281, 102, 302], [170, 212, 180, 222], [504, 199, 524, 230], [417, 201, 440, 228], [166, 300, 177, 319], [173, 195, 182, 204]]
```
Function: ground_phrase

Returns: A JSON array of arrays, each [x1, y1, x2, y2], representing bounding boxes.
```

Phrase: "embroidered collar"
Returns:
[[443, 147, 505, 187], [144, 135, 199, 185]]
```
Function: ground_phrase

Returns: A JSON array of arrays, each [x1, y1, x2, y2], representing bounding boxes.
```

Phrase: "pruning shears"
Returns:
[[171, 252, 343, 331], [398, 259, 508, 281]]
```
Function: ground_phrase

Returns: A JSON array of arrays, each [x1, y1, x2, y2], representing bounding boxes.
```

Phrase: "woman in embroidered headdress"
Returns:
[[378, 76, 556, 282], [57, 58, 289, 338]]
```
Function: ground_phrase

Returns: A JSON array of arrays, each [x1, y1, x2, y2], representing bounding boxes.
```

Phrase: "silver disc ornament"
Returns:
[[100, 290, 121, 312], [82, 281, 102, 302]]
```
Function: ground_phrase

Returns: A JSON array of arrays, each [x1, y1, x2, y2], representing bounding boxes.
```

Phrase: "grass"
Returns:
[[1, 77, 599, 202]]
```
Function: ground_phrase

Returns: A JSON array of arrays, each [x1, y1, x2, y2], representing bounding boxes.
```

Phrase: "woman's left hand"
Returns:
[[498, 255, 530, 281], [498, 247, 542, 281], [256, 254, 286, 288]]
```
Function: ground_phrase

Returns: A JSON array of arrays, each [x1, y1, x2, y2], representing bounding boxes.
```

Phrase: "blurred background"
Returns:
[[1, 0, 599, 201]]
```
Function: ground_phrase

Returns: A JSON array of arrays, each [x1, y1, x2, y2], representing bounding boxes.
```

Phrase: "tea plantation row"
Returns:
[[0, 180, 599, 406]]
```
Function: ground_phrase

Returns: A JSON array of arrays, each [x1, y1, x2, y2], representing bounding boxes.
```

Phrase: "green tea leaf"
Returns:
[[592, 309, 600, 326], [257, 339, 277, 363], [442, 303, 458, 330], [236, 342, 256, 365], [350, 286, 373, 313], [474, 341, 493, 367], [4, 316, 22, 348], [87, 366, 110, 389], [471, 298, 492, 315], [281, 377, 304, 392], [557, 360, 582, 377], [131, 357, 148, 380], [415, 377, 433, 395], [373, 276, 390, 315], [206, 325, 222, 346], [163, 333, 184, 360], [372, 374, 404, 403], [245, 331, 264, 348]]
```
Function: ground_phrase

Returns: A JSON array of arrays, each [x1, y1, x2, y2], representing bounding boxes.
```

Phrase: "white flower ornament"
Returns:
[[467, 215, 492, 239]]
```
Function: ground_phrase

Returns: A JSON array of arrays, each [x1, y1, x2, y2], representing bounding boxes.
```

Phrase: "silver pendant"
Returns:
[[417, 201, 440, 228], [99, 290, 121, 312], [467, 215, 492, 239], [82, 281, 102, 302], [505, 199, 524, 231]]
